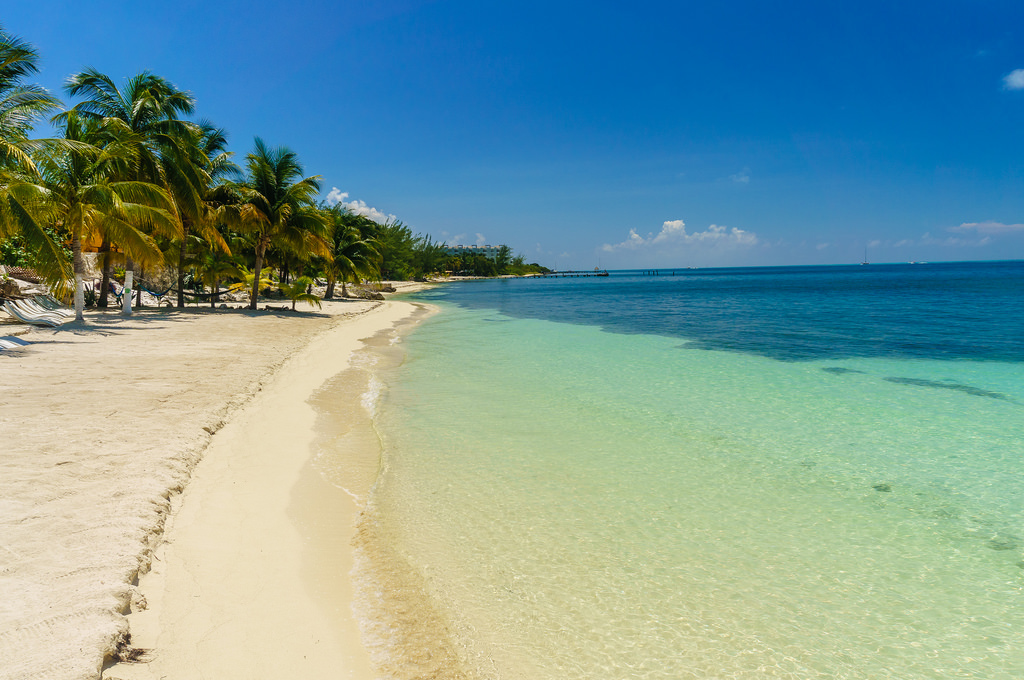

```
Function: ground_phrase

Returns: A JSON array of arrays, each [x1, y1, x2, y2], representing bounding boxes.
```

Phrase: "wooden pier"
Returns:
[[537, 270, 610, 278], [641, 269, 695, 276]]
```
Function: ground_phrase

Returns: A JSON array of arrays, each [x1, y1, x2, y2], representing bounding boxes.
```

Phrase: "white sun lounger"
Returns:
[[19, 298, 71, 320], [32, 296, 75, 318], [0, 336, 30, 350], [3, 300, 62, 327], [12, 299, 65, 324]]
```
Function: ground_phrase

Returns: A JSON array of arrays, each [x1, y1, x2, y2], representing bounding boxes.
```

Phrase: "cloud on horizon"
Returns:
[[325, 188, 396, 224], [1002, 69, 1024, 90], [602, 219, 759, 254], [948, 221, 1024, 234], [921, 232, 992, 247]]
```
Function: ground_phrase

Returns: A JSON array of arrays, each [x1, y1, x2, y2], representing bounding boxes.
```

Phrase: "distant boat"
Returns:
[[860, 247, 869, 265]]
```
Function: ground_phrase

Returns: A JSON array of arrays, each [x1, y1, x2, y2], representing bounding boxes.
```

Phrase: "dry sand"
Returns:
[[0, 290, 426, 680]]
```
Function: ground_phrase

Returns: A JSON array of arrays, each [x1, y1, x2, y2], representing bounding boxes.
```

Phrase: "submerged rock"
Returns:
[[821, 367, 865, 375], [883, 376, 1014, 402], [988, 535, 1020, 551]]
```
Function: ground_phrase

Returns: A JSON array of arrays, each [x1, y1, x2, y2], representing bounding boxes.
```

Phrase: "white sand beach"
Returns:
[[0, 292, 424, 680]]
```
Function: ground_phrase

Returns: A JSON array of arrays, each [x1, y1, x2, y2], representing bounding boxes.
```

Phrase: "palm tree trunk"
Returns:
[[72, 232, 85, 322], [249, 241, 265, 310], [341, 280, 348, 297], [135, 266, 144, 308], [98, 239, 111, 307], [177, 225, 190, 308], [325, 279, 335, 299], [211, 278, 218, 309]]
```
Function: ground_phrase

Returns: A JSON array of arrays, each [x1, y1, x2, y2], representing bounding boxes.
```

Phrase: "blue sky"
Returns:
[[8, 1, 1024, 268]]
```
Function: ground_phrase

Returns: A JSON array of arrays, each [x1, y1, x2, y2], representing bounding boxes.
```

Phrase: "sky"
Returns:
[[7, 0, 1024, 269]]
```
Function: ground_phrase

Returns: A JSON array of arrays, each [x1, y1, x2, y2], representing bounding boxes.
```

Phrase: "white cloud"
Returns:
[[445, 233, 489, 247], [324, 187, 396, 224], [729, 168, 751, 184], [921, 232, 991, 247], [602, 219, 759, 253], [948, 221, 1024, 234], [816, 243, 829, 251], [1003, 69, 1024, 90], [868, 239, 882, 248]]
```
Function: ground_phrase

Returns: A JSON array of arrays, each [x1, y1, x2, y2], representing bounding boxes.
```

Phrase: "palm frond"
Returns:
[[279, 275, 322, 309]]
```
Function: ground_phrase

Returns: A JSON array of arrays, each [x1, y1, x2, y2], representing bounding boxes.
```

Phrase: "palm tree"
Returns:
[[60, 69, 204, 307], [373, 219, 416, 280], [167, 121, 238, 307], [279, 275, 321, 311], [27, 111, 178, 320], [193, 244, 242, 308], [495, 245, 512, 274], [235, 263, 275, 306], [322, 205, 380, 298], [233, 138, 328, 310], [0, 25, 69, 288]]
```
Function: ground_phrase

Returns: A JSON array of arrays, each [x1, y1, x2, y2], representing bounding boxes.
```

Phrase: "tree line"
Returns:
[[0, 25, 547, 320]]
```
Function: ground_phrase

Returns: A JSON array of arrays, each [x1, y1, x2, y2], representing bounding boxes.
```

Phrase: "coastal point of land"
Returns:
[[0, 291, 424, 680]]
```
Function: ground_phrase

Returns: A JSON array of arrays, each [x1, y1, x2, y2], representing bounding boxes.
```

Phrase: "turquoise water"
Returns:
[[353, 263, 1024, 679]]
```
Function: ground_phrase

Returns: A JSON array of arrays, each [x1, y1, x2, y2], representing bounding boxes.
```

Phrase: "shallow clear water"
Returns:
[[353, 262, 1024, 679]]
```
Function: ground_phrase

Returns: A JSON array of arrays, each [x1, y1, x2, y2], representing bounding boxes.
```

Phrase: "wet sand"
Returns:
[[0, 293, 423, 680]]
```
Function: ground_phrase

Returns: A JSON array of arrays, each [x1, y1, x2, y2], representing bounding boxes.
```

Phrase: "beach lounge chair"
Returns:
[[13, 300, 64, 324], [7, 300, 60, 325], [0, 336, 30, 350], [23, 297, 73, 319], [3, 300, 62, 327], [33, 295, 75, 318]]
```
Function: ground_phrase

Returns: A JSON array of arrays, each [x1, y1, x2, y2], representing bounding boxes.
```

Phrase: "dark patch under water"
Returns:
[[418, 261, 1024, 363], [883, 377, 1015, 402], [822, 367, 866, 375]]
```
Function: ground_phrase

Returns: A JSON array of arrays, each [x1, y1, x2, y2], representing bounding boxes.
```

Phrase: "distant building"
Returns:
[[443, 244, 506, 261]]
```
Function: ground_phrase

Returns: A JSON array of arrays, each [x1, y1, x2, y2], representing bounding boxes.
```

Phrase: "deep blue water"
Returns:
[[421, 261, 1024, 362]]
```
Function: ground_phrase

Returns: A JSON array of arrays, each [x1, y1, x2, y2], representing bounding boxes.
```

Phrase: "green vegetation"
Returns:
[[0, 25, 549, 316]]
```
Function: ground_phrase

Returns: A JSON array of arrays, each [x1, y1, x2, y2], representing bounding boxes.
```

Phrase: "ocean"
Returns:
[[348, 261, 1024, 679]]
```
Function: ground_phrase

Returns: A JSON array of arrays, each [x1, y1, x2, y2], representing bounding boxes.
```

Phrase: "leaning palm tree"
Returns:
[[0, 25, 60, 171], [0, 25, 69, 288], [26, 111, 179, 320], [231, 138, 328, 310], [60, 68, 205, 307]]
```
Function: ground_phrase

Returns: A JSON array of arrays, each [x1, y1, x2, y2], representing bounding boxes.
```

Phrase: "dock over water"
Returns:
[[537, 270, 610, 278]]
